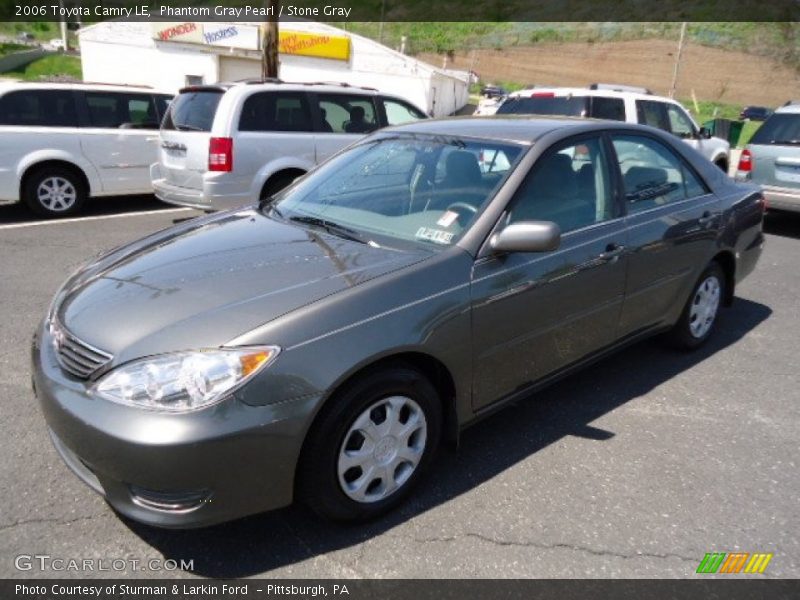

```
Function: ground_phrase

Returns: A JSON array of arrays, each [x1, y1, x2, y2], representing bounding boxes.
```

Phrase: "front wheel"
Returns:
[[668, 262, 725, 350], [297, 365, 442, 521]]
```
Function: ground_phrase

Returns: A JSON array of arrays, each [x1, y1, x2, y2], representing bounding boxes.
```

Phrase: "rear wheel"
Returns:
[[260, 171, 303, 201], [298, 365, 442, 521], [668, 262, 725, 350], [23, 166, 87, 217]]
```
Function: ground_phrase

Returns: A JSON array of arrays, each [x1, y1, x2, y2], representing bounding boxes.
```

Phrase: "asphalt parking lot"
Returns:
[[0, 198, 797, 579]]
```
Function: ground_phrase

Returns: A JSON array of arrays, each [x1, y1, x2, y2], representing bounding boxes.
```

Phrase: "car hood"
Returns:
[[57, 209, 429, 361]]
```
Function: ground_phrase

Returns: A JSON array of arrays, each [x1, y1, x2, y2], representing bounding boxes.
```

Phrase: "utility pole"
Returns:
[[261, 0, 280, 80], [669, 22, 687, 99], [58, 0, 68, 50], [378, 0, 386, 44]]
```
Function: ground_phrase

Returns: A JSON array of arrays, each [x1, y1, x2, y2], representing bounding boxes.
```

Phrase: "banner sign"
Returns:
[[278, 30, 352, 61]]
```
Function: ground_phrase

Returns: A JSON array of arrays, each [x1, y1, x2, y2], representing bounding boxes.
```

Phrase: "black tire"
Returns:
[[23, 166, 87, 218], [715, 160, 728, 173], [668, 262, 725, 350], [297, 365, 442, 522], [260, 171, 303, 201]]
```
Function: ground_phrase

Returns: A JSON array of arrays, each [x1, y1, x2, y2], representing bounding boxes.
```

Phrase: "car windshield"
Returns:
[[497, 95, 588, 117], [750, 113, 800, 145], [270, 136, 524, 249]]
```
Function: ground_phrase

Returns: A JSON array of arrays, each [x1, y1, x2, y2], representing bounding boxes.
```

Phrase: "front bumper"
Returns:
[[32, 322, 318, 528], [761, 184, 800, 213]]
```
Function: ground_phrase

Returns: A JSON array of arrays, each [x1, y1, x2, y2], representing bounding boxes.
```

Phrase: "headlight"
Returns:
[[91, 346, 279, 412]]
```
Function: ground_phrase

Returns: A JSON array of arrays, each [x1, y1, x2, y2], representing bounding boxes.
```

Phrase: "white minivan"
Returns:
[[0, 82, 173, 217], [150, 81, 428, 211]]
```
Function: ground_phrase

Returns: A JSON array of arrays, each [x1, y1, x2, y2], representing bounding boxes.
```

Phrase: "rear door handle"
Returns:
[[598, 243, 626, 262]]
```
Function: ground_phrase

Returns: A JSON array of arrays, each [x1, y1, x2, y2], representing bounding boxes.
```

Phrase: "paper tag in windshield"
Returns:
[[416, 227, 454, 245], [437, 211, 459, 228]]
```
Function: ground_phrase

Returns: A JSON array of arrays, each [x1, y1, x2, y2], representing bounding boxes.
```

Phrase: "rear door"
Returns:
[[747, 112, 800, 191], [77, 91, 162, 194], [609, 132, 721, 337], [310, 92, 381, 164], [158, 87, 224, 191]]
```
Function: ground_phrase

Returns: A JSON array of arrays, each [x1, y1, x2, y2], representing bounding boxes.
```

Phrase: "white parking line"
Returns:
[[0, 207, 193, 230]]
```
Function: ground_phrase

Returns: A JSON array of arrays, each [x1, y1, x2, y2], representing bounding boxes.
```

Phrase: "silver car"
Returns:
[[736, 102, 800, 212]]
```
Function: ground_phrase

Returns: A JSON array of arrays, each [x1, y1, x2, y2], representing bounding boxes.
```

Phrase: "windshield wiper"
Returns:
[[174, 124, 205, 132], [289, 215, 368, 244]]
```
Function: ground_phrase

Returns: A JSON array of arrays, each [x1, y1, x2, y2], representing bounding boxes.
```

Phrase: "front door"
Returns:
[[471, 134, 628, 410]]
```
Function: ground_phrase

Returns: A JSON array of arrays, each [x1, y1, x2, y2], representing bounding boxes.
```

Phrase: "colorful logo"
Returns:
[[696, 552, 773, 574]]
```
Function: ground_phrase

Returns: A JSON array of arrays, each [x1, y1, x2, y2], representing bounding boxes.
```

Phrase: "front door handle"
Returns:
[[598, 243, 626, 263], [698, 211, 717, 227]]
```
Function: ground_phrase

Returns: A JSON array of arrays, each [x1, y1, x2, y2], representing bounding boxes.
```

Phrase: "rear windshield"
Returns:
[[497, 95, 589, 117], [162, 90, 223, 132], [750, 113, 800, 146]]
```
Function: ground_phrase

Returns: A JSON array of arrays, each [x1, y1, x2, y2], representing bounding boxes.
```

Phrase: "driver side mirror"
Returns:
[[490, 221, 561, 254], [698, 127, 712, 139]]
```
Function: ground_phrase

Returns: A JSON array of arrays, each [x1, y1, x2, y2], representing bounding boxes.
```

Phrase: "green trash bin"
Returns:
[[728, 120, 744, 147], [701, 119, 744, 146]]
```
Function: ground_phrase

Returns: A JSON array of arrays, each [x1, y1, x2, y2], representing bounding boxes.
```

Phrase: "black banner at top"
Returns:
[[2, 0, 799, 22]]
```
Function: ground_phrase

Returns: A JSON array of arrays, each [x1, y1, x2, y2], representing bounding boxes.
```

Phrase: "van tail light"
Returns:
[[209, 137, 233, 172], [737, 149, 753, 173]]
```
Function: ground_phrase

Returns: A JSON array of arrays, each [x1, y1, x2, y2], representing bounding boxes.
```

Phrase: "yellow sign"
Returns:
[[278, 30, 351, 62]]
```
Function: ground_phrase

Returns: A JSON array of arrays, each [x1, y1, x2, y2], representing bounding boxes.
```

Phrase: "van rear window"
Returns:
[[750, 113, 800, 146], [162, 90, 223, 132]]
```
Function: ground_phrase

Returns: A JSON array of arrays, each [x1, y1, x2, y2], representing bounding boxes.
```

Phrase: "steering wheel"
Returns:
[[446, 202, 478, 215]]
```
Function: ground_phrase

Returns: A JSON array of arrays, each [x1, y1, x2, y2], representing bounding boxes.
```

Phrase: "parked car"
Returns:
[[739, 106, 772, 121], [473, 94, 506, 116], [480, 84, 507, 99], [736, 102, 800, 212], [46, 38, 65, 51], [34, 117, 764, 528], [151, 81, 428, 211], [16, 32, 35, 42], [0, 82, 173, 217], [495, 84, 731, 171]]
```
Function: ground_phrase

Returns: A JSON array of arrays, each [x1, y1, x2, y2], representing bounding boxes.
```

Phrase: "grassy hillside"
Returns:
[[8, 55, 82, 81], [346, 22, 799, 70]]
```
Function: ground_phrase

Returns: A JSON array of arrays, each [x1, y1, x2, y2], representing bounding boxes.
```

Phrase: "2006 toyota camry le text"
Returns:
[[32, 117, 765, 528]]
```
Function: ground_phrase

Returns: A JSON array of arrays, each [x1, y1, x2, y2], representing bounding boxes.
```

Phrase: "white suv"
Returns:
[[0, 82, 172, 217], [495, 84, 731, 171], [151, 81, 427, 211]]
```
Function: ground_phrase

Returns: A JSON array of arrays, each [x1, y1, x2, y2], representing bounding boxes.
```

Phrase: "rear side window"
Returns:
[[84, 92, 160, 129], [382, 98, 426, 125], [155, 95, 173, 122], [665, 104, 696, 138], [0, 90, 78, 127], [636, 100, 670, 132], [316, 94, 379, 134], [612, 134, 708, 213], [590, 97, 625, 121], [239, 92, 313, 132], [162, 90, 223, 132], [750, 113, 800, 146], [496, 95, 589, 117]]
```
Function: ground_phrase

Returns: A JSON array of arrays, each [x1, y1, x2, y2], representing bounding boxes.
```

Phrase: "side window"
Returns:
[[0, 90, 78, 127], [636, 100, 670, 132], [590, 97, 625, 121], [382, 98, 426, 126], [506, 136, 614, 233], [315, 94, 378, 134], [666, 104, 696, 139], [84, 92, 160, 129], [239, 92, 313, 132], [611, 134, 708, 213]]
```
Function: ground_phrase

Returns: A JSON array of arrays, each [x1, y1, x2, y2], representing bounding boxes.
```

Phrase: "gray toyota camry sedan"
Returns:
[[33, 117, 765, 528]]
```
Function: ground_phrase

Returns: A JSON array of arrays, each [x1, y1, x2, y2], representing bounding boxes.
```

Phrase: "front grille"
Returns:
[[51, 319, 113, 379]]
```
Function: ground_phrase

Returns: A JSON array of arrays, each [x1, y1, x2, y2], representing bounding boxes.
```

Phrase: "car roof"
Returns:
[[0, 81, 169, 94], [382, 115, 643, 144], [507, 86, 678, 105], [776, 103, 800, 114], [180, 80, 380, 97]]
